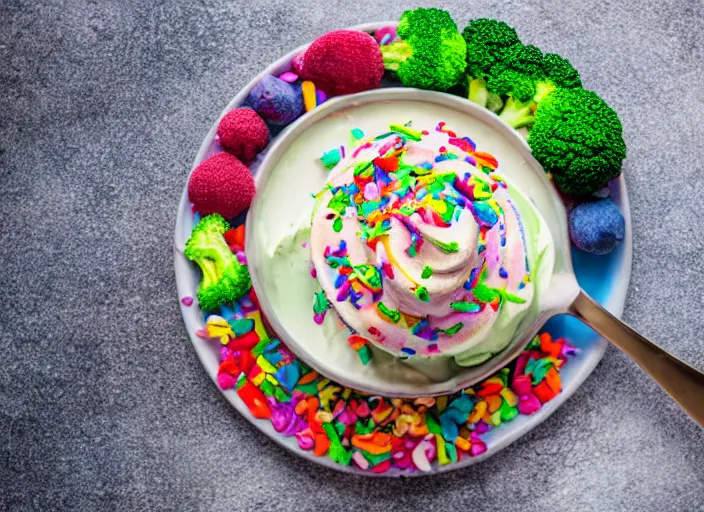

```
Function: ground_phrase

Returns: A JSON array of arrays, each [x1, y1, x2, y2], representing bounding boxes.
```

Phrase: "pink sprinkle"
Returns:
[[352, 451, 369, 470], [316, 89, 327, 104], [181, 296, 194, 306], [470, 439, 487, 456], [217, 372, 237, 390], [439, 146, 447, 153], [236, 252, 247, 265], [313, 313, 325, 325], [296, 431, 315, 450], [364, 182, 379, 201], [310, 267, 317, 278], [518, 393, 542, 415], [301, 241, 308, 248], [279, 71, 298, 83]]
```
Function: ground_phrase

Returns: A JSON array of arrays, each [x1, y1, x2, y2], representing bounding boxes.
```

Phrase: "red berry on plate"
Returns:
[[188, 152, 255, 219], [216, 108, 269, 164], [299, 30, 384, 96]]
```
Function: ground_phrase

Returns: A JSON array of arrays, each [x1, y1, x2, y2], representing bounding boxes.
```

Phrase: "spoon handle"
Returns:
[[569, 290, 704, 426]]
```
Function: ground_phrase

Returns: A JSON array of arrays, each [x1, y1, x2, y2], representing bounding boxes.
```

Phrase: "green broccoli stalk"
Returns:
[[528, 88, 626, 196], [462, 18, 521, 108], [381, 8, 467, 91], [184, 214, 251, 311]]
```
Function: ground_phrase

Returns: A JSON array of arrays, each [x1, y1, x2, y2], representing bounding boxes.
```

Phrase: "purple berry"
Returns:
[[246, 74, 304, 126], [569, 199, 625, 255]]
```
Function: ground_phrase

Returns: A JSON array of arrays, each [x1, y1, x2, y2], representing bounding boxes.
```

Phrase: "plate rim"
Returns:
[[174, 21, 633, 476]]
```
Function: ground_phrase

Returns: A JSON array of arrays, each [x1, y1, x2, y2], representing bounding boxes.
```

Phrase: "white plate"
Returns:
[[174, 22, 632, 475]]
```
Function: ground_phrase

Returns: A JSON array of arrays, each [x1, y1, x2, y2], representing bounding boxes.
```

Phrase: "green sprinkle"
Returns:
[[320, 148, 341, 169], [327, 189, 351, 215], [373, 131, 396, 141], [482, 165, 493, 174], [351, 128, 365, 140], [313, 290, 328, 314], [437, 322, 464, 336], [472, 284, 500, 303], [425, 414, 442, 435], [235, 373, 247, 389], [333, 217, 343, 232], [355, 419, 376, 435], [376, 302, 401, 323], [421, 266, 433, 279], [389, 123, 423, 141], [450, 301, 481, 313], [500, 289, 527, 304], [415, 285, 430, 302], [362, 450, 393, 465], [428, 238, 459, 253], [295, 380, 319, 395], [354, 160, 373, 176], [273, 387, 289, 403], [357, 344, 372, 365], [323, 423, 352, 465], [259, 378, 275, 396]]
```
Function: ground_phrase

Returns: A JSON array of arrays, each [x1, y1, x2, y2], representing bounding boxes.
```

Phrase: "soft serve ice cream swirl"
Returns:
[[310, 122, 539, 365]]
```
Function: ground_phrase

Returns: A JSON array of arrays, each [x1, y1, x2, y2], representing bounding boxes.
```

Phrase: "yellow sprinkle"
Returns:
[[500, 388, 518, 407], [256, 355, 277, 374], [204, 315, 234, 345], [245, 311, 269, 343], [251, 372, 266, 386], [302, 80, 317, 112], [468, 400, 487, 424]]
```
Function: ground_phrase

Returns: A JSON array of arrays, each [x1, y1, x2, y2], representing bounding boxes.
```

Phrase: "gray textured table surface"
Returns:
[[1, 0, 703, 510]]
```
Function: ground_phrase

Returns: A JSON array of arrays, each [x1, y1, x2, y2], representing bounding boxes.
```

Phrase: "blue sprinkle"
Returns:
[[401, 347, 416, 356], [334, 274, 348, 289], [499, 267, 508, 278], [419, 162, 433, 170], [518, 281, 525, 289]]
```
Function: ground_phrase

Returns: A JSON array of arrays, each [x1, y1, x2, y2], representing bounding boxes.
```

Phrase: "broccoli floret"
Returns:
[[184, 214, 251, 311], [381, 8, 467, 91], [481, 45, 544, 128], [542, 53, 582, 90], [462, 19, 522, 107], [493, 47, 583, 129], [462, 18, 522, 79], [528, 88, 626, 196]]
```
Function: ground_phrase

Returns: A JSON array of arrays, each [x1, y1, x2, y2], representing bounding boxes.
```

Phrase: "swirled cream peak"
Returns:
[[310, 122, 535, 362]]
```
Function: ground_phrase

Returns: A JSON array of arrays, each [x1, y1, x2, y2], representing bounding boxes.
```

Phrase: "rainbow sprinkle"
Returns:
[[196, 228, 578, 473]]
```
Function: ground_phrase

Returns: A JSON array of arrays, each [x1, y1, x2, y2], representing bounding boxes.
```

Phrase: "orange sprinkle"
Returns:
[[313, 432, 330, 456], [297, 371, 319, 386]]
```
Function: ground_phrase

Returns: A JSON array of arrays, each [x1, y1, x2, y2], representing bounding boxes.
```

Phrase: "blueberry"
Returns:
[[569, 199, 625, 255], [246, 74, 304, 126]]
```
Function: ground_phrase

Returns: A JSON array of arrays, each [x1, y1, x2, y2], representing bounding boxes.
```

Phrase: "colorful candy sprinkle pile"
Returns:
[[187, 237, 577, 473]]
